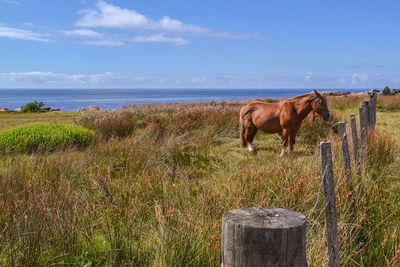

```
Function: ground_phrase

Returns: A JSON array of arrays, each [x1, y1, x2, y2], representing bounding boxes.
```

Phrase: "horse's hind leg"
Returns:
[[241, 112, 257, 152], [280, 128, 289, 156], [245, 126, 258, 152], [289, 128, 299, 153]]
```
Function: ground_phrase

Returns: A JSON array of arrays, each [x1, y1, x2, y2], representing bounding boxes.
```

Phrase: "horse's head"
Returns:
[[312, 90, 330, 121]]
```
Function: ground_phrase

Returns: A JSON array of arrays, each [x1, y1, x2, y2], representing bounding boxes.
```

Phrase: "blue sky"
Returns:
[[0, 0, 399, 88]]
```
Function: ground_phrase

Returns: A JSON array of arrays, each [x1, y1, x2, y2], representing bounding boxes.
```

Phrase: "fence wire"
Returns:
[[306, 135, 346, 238]]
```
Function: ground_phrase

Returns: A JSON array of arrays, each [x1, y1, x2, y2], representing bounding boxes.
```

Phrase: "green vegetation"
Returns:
[[0, 123, 94, 153], [0, 96, 398, 266], [20, 100, 47, 113], [0, 111, 77, 131]]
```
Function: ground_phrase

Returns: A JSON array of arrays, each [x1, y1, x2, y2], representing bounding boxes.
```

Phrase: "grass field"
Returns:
[[0, 95, 399, 266], [0, 111, 77, 130]]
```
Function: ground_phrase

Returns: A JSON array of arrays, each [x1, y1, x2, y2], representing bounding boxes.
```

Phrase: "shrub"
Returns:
[[0, 123, 95, 153], [20, 100, 47, 113]]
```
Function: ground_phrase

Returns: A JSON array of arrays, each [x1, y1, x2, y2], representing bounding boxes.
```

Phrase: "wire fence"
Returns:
[[305, 94, 377, 266], [306, 135, 344, 237]]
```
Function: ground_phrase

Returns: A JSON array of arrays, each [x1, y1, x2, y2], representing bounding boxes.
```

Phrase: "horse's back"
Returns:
[[241, 101, 283, 133], [241, 100, 281, 113]]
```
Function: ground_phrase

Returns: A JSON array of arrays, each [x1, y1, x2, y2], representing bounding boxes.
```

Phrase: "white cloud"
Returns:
[[157, 16, 207, 33], [0, 24, 50, 42], [304, 72, 313, 83], [132, 34, 188, 45], [77, 1, 151, 29], [62, 29, 101, 38], [0, 0, 20, 6], [350, 73, 400, 87], [1, 1, 265, 47], [2, 72, 78, 85], [82, 40, 124, 46], [351, 73, 370, 85], [77, 1, 207, 34], [2, 71, 399, 89], [76, 0, 264, 43]]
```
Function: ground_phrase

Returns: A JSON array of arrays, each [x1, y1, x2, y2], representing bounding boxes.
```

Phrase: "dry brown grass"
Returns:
[[328, 93, 400, 112], [377, 95, 400, 111], [328, 94, 369, 110], [78, 110, 136, 139], [0, 96, 398, 266]]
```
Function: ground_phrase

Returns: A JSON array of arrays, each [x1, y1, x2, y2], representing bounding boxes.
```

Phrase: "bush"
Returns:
[[0, 123, 95, 153], [20, 100, 47, 113]]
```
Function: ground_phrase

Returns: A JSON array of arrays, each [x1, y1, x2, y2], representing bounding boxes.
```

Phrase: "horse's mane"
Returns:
[[279, 92, 313, 103], [287, 91, 328, 104], [289, 92, 313, 100]]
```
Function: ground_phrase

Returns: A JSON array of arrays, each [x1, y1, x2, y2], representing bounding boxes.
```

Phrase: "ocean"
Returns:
[[0, 88, 365, 112]]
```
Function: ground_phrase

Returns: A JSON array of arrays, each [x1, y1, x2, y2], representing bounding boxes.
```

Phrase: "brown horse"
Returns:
[[239, 90, 330, 156]]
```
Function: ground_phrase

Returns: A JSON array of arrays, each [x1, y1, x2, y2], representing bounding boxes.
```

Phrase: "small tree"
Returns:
[[21, 100, 46, 113]]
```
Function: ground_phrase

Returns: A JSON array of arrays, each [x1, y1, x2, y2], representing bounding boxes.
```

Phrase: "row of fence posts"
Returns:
[[220, 93, 377, 267], [320, 93, 376, 267]]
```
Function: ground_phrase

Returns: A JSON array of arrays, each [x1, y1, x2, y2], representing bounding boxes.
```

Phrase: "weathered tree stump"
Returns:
[[221, 207, 306, 267]]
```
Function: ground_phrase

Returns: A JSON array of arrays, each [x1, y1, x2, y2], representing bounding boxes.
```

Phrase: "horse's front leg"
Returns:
[[280, 128, 289, 156]]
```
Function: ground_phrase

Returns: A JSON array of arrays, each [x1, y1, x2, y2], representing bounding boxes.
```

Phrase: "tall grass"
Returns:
[[376, 95, 400, 111], [328, 94, 369, 110], [297, 111, 340, 146], [78, 110, 136, 139], [328, 94, 400, 112], [0, 99, 398, 266]]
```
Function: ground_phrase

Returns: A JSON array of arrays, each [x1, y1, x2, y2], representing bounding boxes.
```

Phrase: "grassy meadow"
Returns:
[[0, 95, 399, 266]]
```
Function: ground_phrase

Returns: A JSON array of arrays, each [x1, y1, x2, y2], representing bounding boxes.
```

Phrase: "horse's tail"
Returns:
[[239, 110, 246, 147]]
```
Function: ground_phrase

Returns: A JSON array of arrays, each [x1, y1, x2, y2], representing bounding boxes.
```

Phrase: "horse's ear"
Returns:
[[314, 89, 323, 99], [318, 90, 326, 97]]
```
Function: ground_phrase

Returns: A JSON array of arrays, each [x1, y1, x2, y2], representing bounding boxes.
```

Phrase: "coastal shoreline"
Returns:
[[0, 87, 398, 113]]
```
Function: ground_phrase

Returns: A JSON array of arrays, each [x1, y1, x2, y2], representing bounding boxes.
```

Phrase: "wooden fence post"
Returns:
[[320, 141, 340, 267], [221, 207, 306, 267], [338, 122, 353, 193], [368, 93, 377, 129], [350, 114, 361, 177], [359, 102, 369, 165], [361, 101, 370, 129]]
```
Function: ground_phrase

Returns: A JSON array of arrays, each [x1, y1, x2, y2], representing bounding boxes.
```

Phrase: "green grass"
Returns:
[[0, 123, 95, 153], [0, 97, 398, 266], [0, 111, 77, 130]]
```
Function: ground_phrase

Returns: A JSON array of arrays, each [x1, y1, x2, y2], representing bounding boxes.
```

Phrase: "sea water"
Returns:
[[0, 88, 365, 111]]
